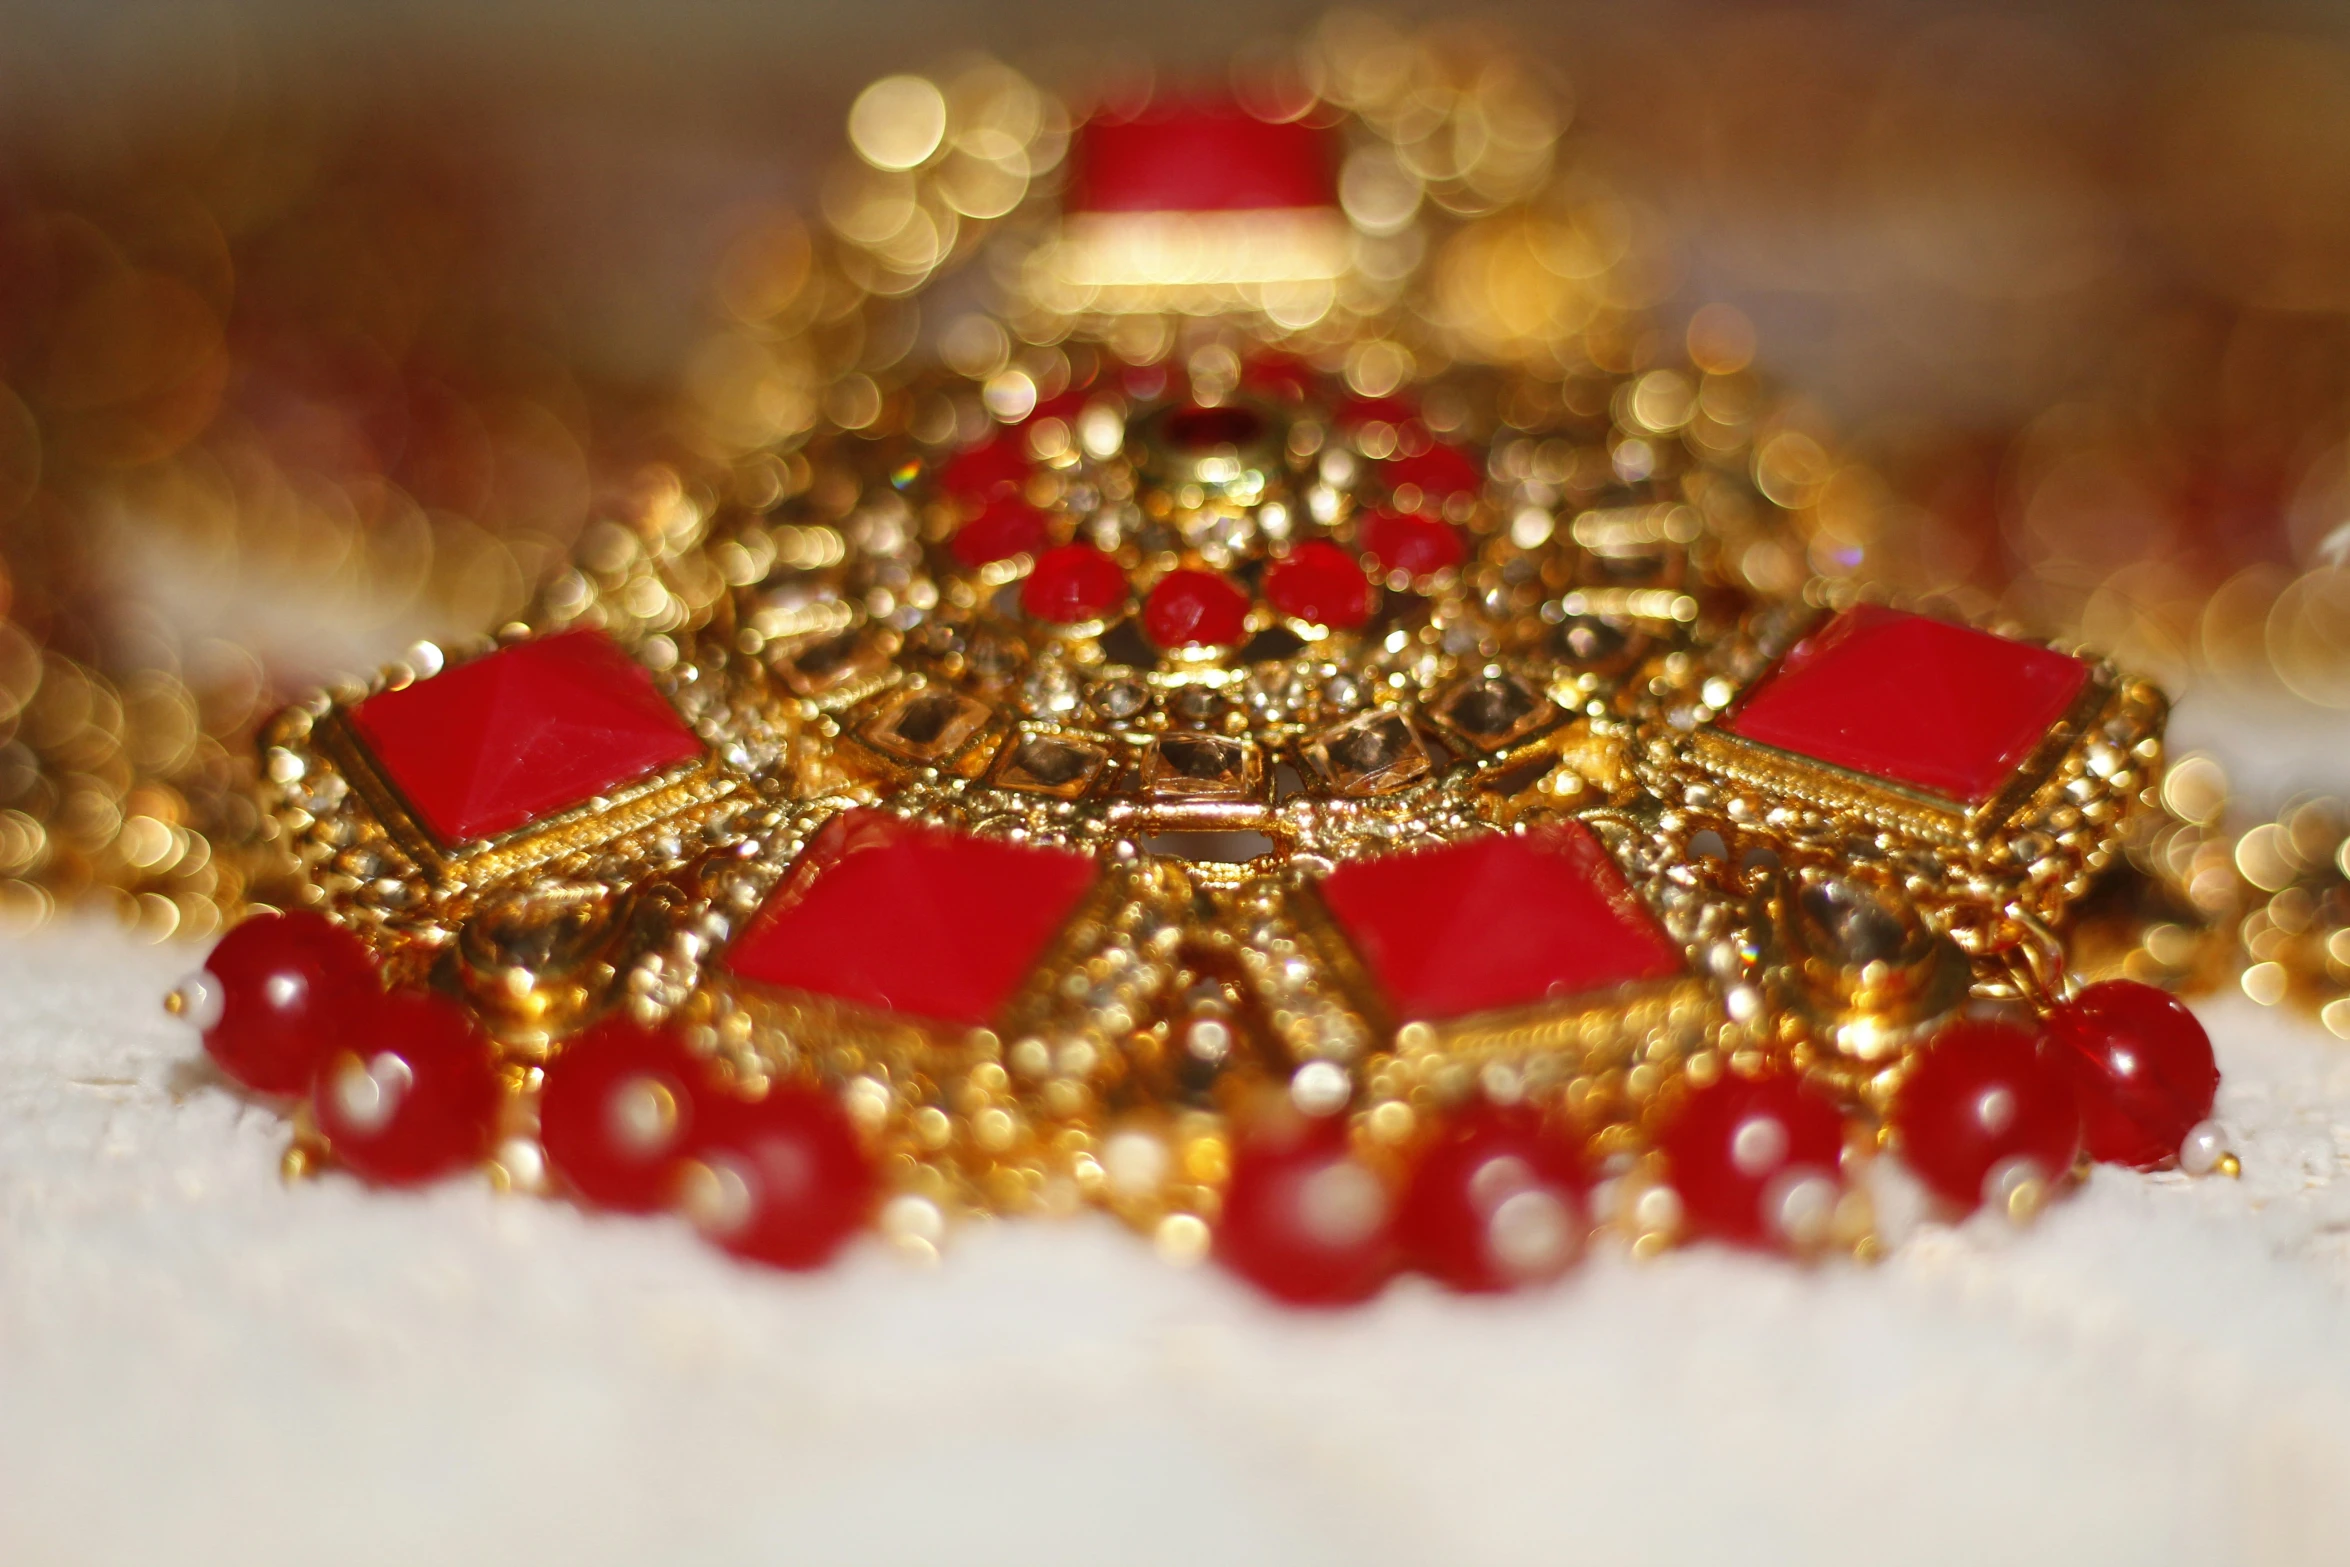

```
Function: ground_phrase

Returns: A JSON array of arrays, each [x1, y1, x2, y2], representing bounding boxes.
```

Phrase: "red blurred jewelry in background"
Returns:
[[1063, 101, 1336, 214]]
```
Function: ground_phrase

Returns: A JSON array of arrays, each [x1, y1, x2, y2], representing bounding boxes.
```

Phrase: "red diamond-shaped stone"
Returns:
[[727, 810, 1098, 1028], [1265, 541, 1373, 630], [1066, 102, 1336, 213], [347, 629, 702, 846], [1142, 569, 1251, 649], [1319, 824, 1682, 1022], [1022, 543, 1129, 625], [1720, 605, 2092, 806]]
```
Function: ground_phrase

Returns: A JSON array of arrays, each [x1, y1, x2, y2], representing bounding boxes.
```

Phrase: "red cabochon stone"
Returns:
[[347, 630, 703, 847], [1319, 823, 1683, 1021], [726, 810, 1099, 1028], [1142, 569, 1251, 649], [1721, 605, 2092, 806], [1264, 541, 1374, 630], [1022, 543, 1130, 625]]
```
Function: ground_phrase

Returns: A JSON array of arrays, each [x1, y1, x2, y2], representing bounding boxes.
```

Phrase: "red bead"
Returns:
[[1890, 1019, 2081, 1212], [1399, 1106, 1590, 1292], [940, 433, 1031, 502], [2043, 980, 2219, 1169], [683, 1087, 876, 1270], [313, 987, 502, 1186], [1320, 823, 1682, 1022], [727, 809, 1100, 1028], [950, 496, 1051, 569], [1065, 103, 1336, 214], [1021, 543, 1129, 625], [1142, 569, 1251, 650], [1264, 541, 1373, 630], [1217, 1117, 1398, 1307], [346, 629, 704, 846], [1721, 605, 2092, 807], [1660, 1072, 1846, 1249], [1378, 441, 1482, 503], [192, 910, 380, 1095], [539, 1017, 715, 1212], [1359, 508, 1465, 580]]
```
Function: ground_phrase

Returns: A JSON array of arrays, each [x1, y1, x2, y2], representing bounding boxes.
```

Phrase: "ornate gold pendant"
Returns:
[[173, 78, 2230, 1305]]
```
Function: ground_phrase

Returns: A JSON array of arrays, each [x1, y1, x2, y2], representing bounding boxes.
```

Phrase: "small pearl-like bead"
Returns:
[[1486, 1188, 1577, 1279], [1982, 1155, 2049, 1223], [1730, 1114, 1789, 1177], [2178, 1120, 2230, 1176], [328, 1051, 412, 1135], [1630, 1182, 1683, 1239], [681, 1157, 756, 1235], [168, 970, 224, 1033], [1296, 1160, 1389, 1249], [1767, 1171, 1839, 1250], [880, 1193, 946, 1254], [1289, 1060, 1352, 1117], [1857, 1156, 1931, 1250], [1103, 1126, 1172, 1201], [604, 1076, 681, 1156], [491, 1135, 549, 1195]]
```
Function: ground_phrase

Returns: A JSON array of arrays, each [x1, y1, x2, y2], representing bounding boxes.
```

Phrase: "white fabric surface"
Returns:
[[5, 694, 2350, 1566], [7, 938, 2350, 1565]]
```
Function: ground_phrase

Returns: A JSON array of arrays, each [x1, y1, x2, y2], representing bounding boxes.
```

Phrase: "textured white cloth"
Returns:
[[5, 697, 2350, 1566]]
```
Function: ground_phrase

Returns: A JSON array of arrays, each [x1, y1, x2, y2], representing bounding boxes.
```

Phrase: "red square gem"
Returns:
[[1066, 103, 1336, 214], [727, 811, 1099, 1028], [347, 630, 703, 846], [1720, 605, 2091, 806], [1319, 824, 1682, 1022]]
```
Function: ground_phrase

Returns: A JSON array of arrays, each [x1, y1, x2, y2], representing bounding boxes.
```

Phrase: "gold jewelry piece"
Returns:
[[98, 32, 2305, 1297]]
